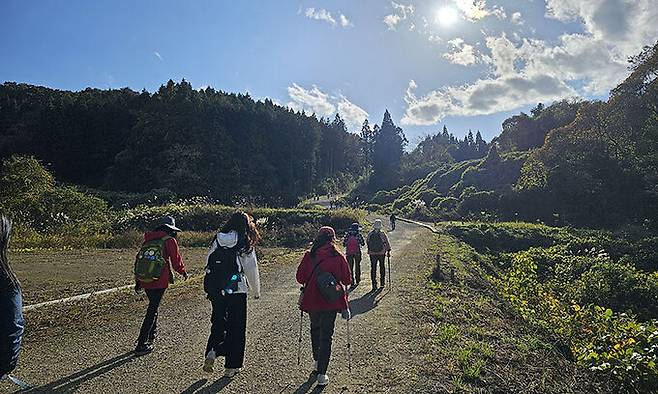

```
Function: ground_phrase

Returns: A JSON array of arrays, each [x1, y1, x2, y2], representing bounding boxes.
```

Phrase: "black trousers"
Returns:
[[309, 310, 338, 375], [206, 293, 247, 369], [369, 255, 386, 287], [346, 254, 362, 284], [137, 288, 165, 345]]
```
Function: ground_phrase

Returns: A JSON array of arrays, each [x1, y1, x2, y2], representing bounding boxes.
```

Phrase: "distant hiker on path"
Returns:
[[203, 212, 261, 378], [296, 226, 352, 387], [367, 219, 391, 291], [343, 223, 365, 288], [0, 215, 24, 380], [389, 213, 396, 231], [133, 216, 188, 355]]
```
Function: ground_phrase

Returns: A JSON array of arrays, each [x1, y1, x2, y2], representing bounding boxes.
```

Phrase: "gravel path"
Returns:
[[7, 219, 428, 394]]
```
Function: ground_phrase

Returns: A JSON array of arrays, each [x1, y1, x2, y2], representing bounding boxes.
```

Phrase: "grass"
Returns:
[[406, 226, 609, 393]]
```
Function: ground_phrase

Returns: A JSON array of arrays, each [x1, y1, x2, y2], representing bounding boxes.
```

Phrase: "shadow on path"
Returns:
[[180, 378, 208, 394], [349, 288, 385, 318], [195, 377, 231, 393], [292, 373, 323, 394], [25, 351, 136, 393]]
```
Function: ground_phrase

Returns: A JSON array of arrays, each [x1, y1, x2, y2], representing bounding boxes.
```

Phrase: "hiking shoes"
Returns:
[[134, 343, 153, 356], [224, 368, 241, 378], [317, 374, 329, 386], [203, 351, 216, 373]]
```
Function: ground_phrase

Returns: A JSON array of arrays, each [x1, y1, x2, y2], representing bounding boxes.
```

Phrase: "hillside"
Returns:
[[0, 80, 362, 206], [357, 42, 658, 232]]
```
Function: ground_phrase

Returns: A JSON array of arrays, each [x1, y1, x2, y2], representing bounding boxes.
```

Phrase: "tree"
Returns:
[[371, 110, 407, 188], [360, 119, 375, 175]]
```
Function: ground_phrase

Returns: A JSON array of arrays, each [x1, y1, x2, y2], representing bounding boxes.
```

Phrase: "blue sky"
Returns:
[[1, 0, 656, 145]]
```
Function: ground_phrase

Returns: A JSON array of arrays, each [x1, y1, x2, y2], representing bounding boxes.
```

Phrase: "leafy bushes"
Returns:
[[455, 221, 658, 390]]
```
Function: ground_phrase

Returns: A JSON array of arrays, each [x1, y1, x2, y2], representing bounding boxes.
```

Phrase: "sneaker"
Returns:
[[224, 368, 241, 378], [134, 343, 153, 356], [317, 374, 329, 386], [203, 350, 216, 373]]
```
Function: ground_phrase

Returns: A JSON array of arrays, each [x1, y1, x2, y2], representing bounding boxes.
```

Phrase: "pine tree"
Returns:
[[371, 110, 407, 188]]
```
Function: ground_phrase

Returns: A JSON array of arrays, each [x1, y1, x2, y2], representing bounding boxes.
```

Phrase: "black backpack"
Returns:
[[310, 257, 344, 303], [204, 237, 241, 298], [368, 232, 384, 253]]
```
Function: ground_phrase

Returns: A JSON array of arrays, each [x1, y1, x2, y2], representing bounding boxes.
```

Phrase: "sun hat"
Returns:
[[318, 226, 336, 239], [159, 216, 182, 232]]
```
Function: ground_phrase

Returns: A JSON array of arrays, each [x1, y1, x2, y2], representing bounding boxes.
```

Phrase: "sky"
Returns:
[[1, 0, 657, 145]]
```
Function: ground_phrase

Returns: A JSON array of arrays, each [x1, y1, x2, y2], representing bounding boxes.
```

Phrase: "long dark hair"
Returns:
[[0, 215, 20, 290], [220, 211, 259, 254], [310, 232, 338, 257]]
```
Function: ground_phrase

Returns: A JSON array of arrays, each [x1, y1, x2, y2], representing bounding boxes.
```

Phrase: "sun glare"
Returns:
[[437, 6, 459, 27]]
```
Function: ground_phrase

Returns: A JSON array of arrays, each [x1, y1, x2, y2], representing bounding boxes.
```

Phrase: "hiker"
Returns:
[[0, 215, 24, 380], [343, 223, 365, 287], [367, 219, 391, 290], [389, 213, 397, 231], [203, 212, 261, 378], [133, 216, 188, 355], [296, 226, 351, 387]]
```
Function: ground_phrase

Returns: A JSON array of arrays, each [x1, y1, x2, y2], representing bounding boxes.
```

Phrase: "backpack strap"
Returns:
[[303, 255, 323, 286]]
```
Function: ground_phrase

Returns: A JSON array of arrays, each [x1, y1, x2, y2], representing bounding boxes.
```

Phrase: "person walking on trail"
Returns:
[[389, 213, 397, 231], [203, 212, 261, 378], [367, 219, 391, 291], [343, 223, 365, 288], [296, 226, 352, 387], [0, 215, 24, 381], [133, 216, 188, 356]]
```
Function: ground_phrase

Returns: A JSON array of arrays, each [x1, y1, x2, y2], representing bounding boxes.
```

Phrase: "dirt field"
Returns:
[[10, 247, 298, 305]]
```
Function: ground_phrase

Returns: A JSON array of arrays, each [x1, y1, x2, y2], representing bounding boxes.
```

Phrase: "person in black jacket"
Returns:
[[0, 215, 24, 379]]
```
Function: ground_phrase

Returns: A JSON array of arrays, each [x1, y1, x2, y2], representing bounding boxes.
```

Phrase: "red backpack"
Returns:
[[346, 235, 360, 255]]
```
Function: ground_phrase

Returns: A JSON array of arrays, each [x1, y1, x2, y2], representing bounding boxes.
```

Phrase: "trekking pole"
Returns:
[[346, 318, 352, 373], [2, 375, 31, 390], [388, 254, 392, 290], [297, 310, 304, 366]]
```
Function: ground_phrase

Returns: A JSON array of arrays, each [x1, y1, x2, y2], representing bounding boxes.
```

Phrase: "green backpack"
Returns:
[[134, 236, 170, 282]]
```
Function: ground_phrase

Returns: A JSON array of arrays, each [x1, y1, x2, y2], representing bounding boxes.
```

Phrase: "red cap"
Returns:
[[318, 226, 336, 239]]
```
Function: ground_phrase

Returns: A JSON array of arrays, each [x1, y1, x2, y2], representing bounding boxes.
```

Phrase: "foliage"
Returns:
[[454, 221, 658, 391]]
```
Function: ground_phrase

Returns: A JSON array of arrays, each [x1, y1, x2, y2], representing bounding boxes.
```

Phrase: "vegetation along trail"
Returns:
[[7, 219, 433, 393]]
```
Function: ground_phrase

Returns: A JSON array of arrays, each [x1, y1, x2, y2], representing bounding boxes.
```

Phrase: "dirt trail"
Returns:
[[6, 219, 432, 394]]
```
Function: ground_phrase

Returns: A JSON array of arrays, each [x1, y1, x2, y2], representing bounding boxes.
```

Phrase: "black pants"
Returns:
[[309, 310, 337, 375], [346, 254, 362, 284], [206, 293, 247, 369], [370, 255, 386, 287], [137, 288, 165, 345]]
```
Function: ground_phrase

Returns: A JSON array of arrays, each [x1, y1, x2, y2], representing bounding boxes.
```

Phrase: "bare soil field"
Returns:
[[10, 247, 298, 305]]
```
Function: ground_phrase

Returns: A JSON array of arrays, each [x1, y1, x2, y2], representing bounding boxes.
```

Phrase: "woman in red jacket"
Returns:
[[134, 216, 187, 355], [296, 226, 351, 387]]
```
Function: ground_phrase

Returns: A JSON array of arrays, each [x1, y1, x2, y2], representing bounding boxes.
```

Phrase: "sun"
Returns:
[[437, 6, 459, 27]]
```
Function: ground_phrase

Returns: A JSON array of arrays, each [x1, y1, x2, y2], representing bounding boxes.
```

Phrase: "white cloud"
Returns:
[[402, 0, 658, 125], [511, 12, 523, 25], [453, 0, 493, 21], [287, 84, 368, 129], [287, 83, 335, 116], [339, 14, 352, 27], [305, 8, 351, 28], [337, 96, 369, 129], [402, 74, 575, 125], [443, 38, 477, 66], [153, 51, 163, 61], [384, 2, 414, 30]]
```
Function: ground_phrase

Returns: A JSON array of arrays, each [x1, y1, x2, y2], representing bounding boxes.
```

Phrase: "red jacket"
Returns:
[[296, 244, 351, 312], [139, 231, 186, 289]]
